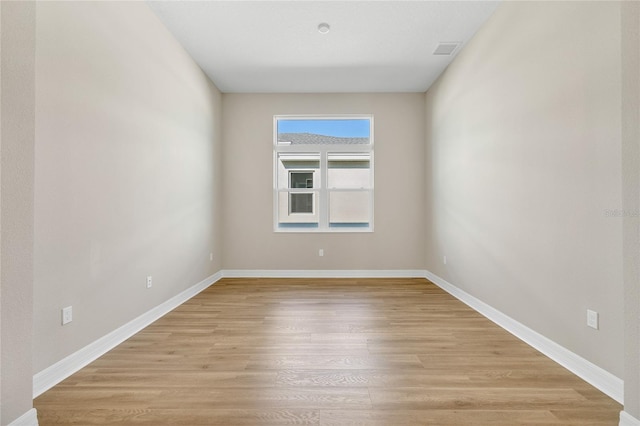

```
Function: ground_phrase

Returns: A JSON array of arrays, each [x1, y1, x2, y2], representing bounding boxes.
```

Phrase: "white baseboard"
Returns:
[[424, 270, 624, 404], [621, 411, 640, 426], [8, 408, 38, 426], [32, 268, 625, 408], [222, 269, 427, 278], [33, 271, 223, 398]]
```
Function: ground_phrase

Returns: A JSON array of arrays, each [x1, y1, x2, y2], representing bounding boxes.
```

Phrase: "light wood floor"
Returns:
[[35, 278, 621, 425]]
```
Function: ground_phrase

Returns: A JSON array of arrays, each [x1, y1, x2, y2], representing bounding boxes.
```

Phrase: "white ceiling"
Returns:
[[147, 1, 500, 93]]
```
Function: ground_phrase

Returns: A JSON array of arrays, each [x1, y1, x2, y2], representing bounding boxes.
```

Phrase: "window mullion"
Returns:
[[319, 149, 329, 229]]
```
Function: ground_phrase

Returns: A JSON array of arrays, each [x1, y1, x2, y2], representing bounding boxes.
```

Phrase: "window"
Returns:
[[274, 116, 373, 232], [289, 171, 314, 214]]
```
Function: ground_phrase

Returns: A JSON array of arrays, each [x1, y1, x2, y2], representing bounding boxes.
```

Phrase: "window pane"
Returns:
[[290, 193, 313, 214], [290, 172, 313, 189], [329, 191, 370, 225], [328, 153, 371, 189], [277, 119, 370, 145]]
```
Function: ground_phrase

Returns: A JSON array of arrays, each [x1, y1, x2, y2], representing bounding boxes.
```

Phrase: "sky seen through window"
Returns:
[[278, 119, 370, 138]]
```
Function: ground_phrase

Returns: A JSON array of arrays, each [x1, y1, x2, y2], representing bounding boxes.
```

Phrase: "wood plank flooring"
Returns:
[[34, 278, 621, 425]]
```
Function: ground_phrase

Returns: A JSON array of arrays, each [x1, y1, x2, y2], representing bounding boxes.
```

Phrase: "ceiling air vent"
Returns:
[[433, 42, 460, 56]]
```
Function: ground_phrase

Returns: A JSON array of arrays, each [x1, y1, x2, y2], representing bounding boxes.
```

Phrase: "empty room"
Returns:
[[1, 0, 638, 425]]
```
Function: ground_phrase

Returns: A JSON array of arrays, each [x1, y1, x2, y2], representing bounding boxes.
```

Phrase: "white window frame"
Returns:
[[273, 115, 374, 233]]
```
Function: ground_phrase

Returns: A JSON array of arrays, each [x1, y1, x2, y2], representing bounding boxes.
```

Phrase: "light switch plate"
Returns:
[[62, 306, 73, 325], [587, 309, 599, 330]]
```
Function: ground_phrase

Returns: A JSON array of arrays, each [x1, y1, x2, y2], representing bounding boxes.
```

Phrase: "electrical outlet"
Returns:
[[62, 306, 73, 325], [210, 253, 213, 262], [146, 276, 153, 288], [319, 249, 324, 257], [587, 309, 599, 330], [443, 256, 447, 265]]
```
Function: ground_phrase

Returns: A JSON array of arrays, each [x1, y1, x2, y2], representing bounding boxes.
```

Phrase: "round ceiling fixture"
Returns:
[[317, 23, 330, 34]]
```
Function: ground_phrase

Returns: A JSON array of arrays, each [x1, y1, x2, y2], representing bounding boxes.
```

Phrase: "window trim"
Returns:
[[273, 115, 374, 233]]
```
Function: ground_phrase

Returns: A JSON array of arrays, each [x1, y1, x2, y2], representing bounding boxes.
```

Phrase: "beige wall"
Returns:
[[222, 93, 426, 270], [425, 1, 623, 378], [1, 2, 36, 424], [622, 1, 640, 419], [33, 2, 223, 373]]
